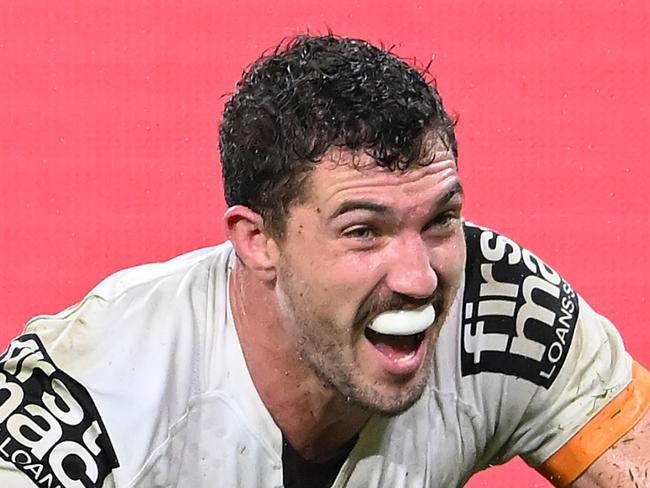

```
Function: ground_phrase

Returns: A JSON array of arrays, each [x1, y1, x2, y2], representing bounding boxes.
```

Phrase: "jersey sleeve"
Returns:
[[536, 358, 650, 486], [0, 324, 120, 488], [460, 223, 649, 485], [0, 247, 223, 488]]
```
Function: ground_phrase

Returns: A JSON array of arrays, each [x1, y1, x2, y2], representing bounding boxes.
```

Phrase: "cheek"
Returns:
[[309, 256, 383, 317], [431, 235, 466, 284]]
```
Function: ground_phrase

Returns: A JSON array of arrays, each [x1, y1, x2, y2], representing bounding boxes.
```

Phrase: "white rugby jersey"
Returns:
[[0, 223, 636, 487]]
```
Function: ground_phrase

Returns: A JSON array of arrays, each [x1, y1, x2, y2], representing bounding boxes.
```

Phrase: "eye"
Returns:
[[342, 225, 376, 241], [424, 210, 460, 232]]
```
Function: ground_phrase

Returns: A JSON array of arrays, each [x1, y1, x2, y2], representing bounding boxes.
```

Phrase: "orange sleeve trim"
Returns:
[[536, 361, 650, 488]]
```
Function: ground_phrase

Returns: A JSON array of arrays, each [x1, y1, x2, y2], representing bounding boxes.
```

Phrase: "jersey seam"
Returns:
[[25, 293, 107, 328], [428, 386, 483, 421]]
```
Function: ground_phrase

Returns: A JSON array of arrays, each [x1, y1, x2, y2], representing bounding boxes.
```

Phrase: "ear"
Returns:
[[224, 205, 279, 282]]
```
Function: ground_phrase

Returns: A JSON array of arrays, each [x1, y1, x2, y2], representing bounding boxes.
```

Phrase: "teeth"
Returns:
[[397, 351, 416, 362], [367, 304, 436, 336]]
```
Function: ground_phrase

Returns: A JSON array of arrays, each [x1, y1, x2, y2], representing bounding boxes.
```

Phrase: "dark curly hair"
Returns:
[[219, 34, 457, 237]]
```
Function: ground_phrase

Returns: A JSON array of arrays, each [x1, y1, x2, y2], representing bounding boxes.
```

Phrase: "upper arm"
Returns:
[[0, 332, 121, 487], [537, 362, 650, 487], [572, 408, 650, 487], [460, 223, 647, 484]]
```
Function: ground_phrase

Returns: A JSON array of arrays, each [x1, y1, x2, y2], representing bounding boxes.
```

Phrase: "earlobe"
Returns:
[[224, 205, 278, 281]]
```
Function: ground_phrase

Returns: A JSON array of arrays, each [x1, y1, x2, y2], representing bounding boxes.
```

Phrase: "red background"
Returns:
[[1, 2, 648, 486]]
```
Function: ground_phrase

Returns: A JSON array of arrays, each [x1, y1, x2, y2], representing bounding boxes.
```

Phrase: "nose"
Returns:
[[383, 233, 438, 299]]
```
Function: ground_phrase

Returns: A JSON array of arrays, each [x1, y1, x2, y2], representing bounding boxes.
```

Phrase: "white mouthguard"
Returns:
[[367, 304, 436, 336]]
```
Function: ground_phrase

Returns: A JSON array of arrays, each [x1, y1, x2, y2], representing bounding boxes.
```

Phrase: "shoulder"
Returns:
[[79, 241, 233, 304], [0, 242, 236, 486], [451, 222, 635, 472], [15, 241, 236, 406], [23, 242, 234, 363]]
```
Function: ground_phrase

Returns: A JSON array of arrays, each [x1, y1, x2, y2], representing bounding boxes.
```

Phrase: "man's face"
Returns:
[[272, 147, 465, 416]]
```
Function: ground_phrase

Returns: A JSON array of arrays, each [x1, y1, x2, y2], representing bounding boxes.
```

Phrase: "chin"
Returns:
[[353, 383, 428, 417], [343, 364, 432, 417]]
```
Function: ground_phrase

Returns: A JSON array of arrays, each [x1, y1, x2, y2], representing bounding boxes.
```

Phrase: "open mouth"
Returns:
[[361, 304, 435, 372], [364, 329, 426, 362]]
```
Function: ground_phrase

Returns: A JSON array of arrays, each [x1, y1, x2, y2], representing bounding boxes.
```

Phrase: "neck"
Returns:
[[229, 260, 370, 461]]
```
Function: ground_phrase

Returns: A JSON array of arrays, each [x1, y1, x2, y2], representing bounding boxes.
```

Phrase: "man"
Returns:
[[0, 34, 647, 488]]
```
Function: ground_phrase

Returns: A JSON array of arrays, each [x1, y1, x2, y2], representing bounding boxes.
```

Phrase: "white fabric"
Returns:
[[0, 226, 632, 488]]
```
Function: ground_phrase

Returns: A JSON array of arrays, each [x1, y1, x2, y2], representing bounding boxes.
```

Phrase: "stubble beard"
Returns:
[[277, 269, 456, 417], [294, 310, 442, 416]]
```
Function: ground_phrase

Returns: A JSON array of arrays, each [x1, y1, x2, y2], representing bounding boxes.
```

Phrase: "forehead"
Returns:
[[304, 148, 459, 209]]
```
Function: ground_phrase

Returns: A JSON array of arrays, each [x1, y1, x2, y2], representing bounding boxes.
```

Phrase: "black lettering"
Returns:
[[0, 371, 24, 423], [0, 334, 119, 487], [547, 342, 563, 363], [24, 462, 44, 478], [37, 472, 60, 488], [461, 223, 580, 388], [539, 364, 557, 379], [12, 449, 32, 465], [0, 435, 12, 457]]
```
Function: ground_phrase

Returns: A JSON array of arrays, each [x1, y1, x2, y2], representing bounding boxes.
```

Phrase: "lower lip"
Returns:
[[364, 332, 428, 376]]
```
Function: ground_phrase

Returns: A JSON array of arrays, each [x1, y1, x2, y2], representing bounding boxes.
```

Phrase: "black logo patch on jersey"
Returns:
[[0, 334, 119, 487], [461, 223, 579, 388]]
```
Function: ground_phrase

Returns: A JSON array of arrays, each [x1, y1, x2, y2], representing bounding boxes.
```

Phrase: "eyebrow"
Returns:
[[438, 180, 464, 208], [329, 201, 392, 220], [328, 179, 464, 221]]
